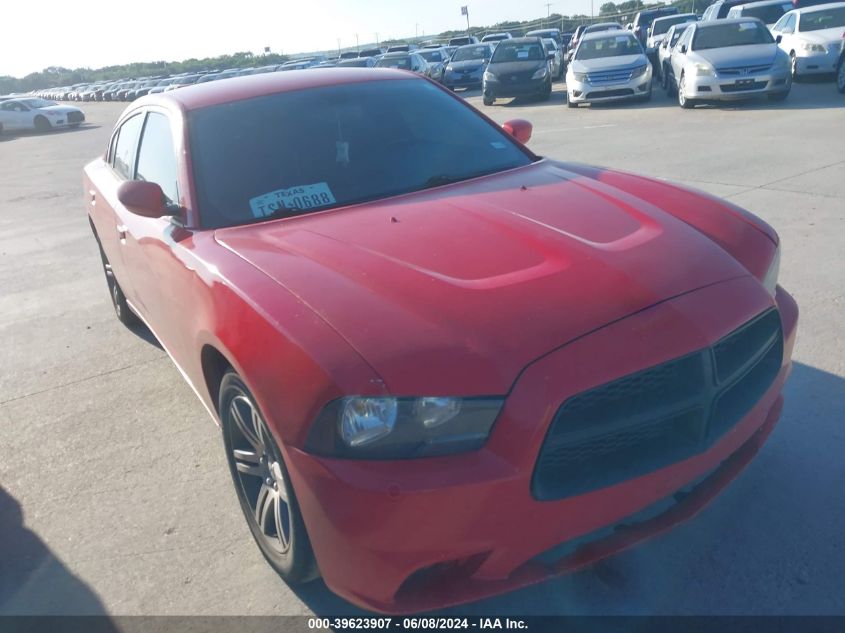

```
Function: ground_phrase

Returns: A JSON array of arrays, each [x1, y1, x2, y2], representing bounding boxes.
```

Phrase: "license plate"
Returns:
[[735, 78, 755, 86]]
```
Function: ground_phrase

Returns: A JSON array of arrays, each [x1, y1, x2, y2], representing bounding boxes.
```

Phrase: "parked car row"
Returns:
[[25, 0, 845, 111]]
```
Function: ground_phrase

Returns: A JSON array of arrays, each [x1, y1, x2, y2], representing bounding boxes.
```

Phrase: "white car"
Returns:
[[770, 2, 845, 79], [566, 31, 653, 106], [0, 98, 85, 134], [727, 0, 793, 28]]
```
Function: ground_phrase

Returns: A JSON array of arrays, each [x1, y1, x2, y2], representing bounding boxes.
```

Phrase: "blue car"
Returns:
[[442, 43, 495, 90]]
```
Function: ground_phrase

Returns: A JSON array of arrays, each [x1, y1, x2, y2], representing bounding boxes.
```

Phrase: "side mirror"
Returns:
[[117, 180, 168, 218], [680, 44, 688, 54], [775, 34, 782, 43], [502, 119, 532, 144]]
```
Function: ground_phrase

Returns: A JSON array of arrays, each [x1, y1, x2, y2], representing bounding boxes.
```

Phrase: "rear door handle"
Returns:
[[89, 189, 96, 206], [117, 225, 127, 241]]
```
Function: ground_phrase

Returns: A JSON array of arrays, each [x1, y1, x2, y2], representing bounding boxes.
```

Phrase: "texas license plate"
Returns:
[[735, 78, 755, 86]]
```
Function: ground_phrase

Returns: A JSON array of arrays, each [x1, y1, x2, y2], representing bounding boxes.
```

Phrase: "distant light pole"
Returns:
[[375, 32, 379, 46], [461, 5, 470, 38], [337, 38, 341, 56], [356, 33, 359, 51]]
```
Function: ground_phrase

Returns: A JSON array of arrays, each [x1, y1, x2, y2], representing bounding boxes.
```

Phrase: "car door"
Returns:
[[88, 112, 146, 301], [0, 100, 30, 130], [110, 109, 184, 328], [670, 26, 694, 84]]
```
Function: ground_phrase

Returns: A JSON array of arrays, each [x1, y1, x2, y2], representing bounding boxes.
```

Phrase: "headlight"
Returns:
[[306, 396, 504, 458], [446, 66, 454, 73], [45, 111, 62, 117], [693, 62, 714, 77], [572, 71, 587, 82], [799, 42, 826, 53], [762, 244, 780, 297], [532, 66, 549, 79], [483, 70, 495, 81], [631, 64, 649, 77]]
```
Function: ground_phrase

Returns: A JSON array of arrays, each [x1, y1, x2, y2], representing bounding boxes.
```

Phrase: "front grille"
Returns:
[[587, 69, 634, 84], [716, 64, 770, 76], [585, 89, 635, 99], [720, 81, 768, 93], [532, 309, 783, 501], [66, 111, 84, 123]]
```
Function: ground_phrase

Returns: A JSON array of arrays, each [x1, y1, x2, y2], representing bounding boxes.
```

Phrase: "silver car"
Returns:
[[770, 3, 845, 80], [542, 38, 565, 79], [566, 31, 653, 106], [667, 18, 791, 108]]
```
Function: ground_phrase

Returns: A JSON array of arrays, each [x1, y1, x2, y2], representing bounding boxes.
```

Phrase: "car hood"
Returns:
[[214, 160, 750, 395], [487, 59, 546, 74], [571, 54, 647, 73], [693, 43, 778, 67], [794, 26, 845, 45], [447, 60, 487, 71]]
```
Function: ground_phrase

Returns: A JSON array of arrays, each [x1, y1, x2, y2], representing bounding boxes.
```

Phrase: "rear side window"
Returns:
[[112, 114, 145, 179], [136, 112, 180, 206]]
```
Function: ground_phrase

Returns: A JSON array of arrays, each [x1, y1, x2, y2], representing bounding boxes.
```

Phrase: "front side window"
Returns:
[[136, 112, 179, 206], [653, 15, 695, 35], [112, 114, 145, 180], [188, 79, 533, 229]]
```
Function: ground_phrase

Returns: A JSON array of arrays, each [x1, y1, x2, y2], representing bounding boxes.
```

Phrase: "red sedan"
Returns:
[[83, 69, 797, 613]]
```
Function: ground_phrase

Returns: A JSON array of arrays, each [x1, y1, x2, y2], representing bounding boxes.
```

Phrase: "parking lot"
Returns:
[[1, 80, 844, 616]]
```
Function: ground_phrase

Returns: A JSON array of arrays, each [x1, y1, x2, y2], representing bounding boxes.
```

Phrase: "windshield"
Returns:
[[800, 6, 845, 31], [20, 98, 56, 108], [188, 79, 532, 229], [576, 35, 642, 60], [733, 4, 791, 23], [692, 22, 774, 49], [419, 50, 443, 62], [453, 45, 491, 61], [652, 15, 696, 35], [375, 55, 412, 69], [491, 41, 544, 62]]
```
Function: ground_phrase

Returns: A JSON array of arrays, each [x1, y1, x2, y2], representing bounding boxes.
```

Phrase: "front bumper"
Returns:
[[483, 74, 549, 97], [567, 68, 652, 104], [682, 69, 790, 100], [285, 276, 797, 613], [795, 48, 840, 75], [443, 69, 483, 88]]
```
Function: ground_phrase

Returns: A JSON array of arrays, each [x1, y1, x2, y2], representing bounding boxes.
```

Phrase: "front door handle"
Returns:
[[117, 225, 127, 241]]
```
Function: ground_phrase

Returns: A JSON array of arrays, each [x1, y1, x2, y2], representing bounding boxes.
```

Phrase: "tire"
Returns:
[[219, 371, 319, 584], [567, 93, 578, 108], [95, 240, 138, 327], [666, 69, 676, 96], [837, 58, 845, 94], [678, 73, 695, 109], [34, 116, 50, 132], [661, 64, 670, 91], [483, 94, 494, 106], [790, 52, 800, 82]]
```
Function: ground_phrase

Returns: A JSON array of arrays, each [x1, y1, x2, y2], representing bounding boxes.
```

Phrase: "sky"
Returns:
[[0, 0, 594, 78]]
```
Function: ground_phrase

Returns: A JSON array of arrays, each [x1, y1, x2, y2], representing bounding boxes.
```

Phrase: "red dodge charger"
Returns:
[[84, 68, 797, 613]]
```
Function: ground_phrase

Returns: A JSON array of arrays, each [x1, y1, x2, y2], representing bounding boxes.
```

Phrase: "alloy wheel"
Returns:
[[227, 394, 292, 554]]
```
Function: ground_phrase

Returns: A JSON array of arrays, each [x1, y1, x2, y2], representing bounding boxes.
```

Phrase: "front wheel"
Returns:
[[34, 116, 50, 132], [483, 94, 494, 106], [790, 52, 800, 82], [836, 59, 845, 93], [220, 371, 319, 583], [678, 74, 695, 109]]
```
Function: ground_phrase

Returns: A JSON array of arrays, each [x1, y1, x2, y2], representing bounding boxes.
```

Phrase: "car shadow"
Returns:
[[0, 124, 100, 141], [127, 318, 164, 350], [287, 360, 845, 616], [0, 486, 120, 626]]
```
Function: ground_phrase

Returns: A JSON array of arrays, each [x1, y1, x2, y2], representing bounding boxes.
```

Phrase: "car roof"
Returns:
[[652, 12, 697, 22], [139, 68, 412, 112], [791, 1, 845, 12], [382, 51, 412, 57], [581, 29, 637, 41], [695, 16, 767, 26], [498, 36, 542, 43]]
